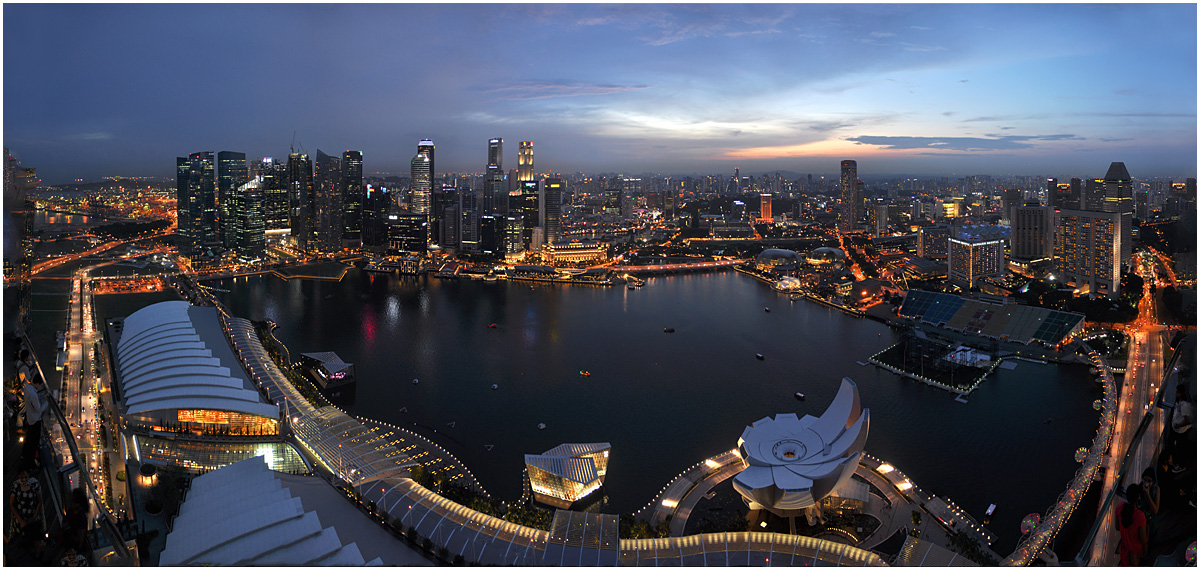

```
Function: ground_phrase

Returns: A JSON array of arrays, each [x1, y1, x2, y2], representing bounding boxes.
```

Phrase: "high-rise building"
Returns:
[[486, 138, 506, 215], [1045, 178, 1058, 208], [917, 224, 951, 260], [603, 188, 621, 217], [361, 185, 390, 253], [314, 150, 343, 253], [417, 139, 435, 186], [542, 178, 563, 245], [478, 214, 506, 255], [874, 204, 888, 237], [520, 180, 540, 248], [387, 212, 428, 254], [410, 141, 433, 216], [759, 193, 773, 223], [947, 236, 1004, 289], [459, 189, 479, 252], [259, 158, 290, 232], [437, 187, 460, 248], [1055, 209, 1121, 297], [1011, 205, 1053, 261], [176, 151, 216, 254], [341, 150, 363, 247], [518, 141, 533, 182], [1100, 162, 1133, 269], [230, 177, 266, 259], [838, 160, 858, 232], [288, 153, 314, 253], [216, 151, 247, 249]]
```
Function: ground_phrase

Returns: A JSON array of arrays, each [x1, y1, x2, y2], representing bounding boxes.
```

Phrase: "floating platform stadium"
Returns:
[[897, 290, 1085, 347]]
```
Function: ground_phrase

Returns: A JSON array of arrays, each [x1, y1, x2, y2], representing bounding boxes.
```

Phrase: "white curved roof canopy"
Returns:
[[117, 301, 279, 419]]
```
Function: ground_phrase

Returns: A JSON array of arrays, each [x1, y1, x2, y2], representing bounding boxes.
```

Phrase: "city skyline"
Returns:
[[3, 3, 1196, 184]]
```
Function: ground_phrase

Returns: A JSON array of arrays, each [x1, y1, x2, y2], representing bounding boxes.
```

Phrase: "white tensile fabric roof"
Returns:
[[160, 457, 381, 566], [117, 301, 278, 419]]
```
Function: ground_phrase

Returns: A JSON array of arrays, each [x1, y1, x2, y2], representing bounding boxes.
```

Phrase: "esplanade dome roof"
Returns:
[[756, 249, 802, 265], [806, 247, 846, 264]]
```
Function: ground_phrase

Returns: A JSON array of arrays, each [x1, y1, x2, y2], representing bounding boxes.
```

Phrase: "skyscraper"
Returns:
[[838, 160, 858, 232], [341, 150, 363, 248], [948, 236, 1004, 290], [361, 185, 389, 253], [288, 152, 314, 253], [1055, 209, 1121, 297], [259, 158, 290, 232], [216, 151, 247, 249], [759, 193, 773, 223], [1100, 161, 1133, 268], [520, 180, 539, 248], [518, 141, 533, 182], [1011, 205, 1053, 261], [176, 151, 216, 254], [417, 139, 435, 183], [314, 150, 343, 253], [487, 138, 506, 215], [543, 178, 563, 245], [231, 178, 265, 259], [411, 141, 433, 216]]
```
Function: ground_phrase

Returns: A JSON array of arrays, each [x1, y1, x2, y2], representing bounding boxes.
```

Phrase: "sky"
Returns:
[[3, 3, 1197, 184]]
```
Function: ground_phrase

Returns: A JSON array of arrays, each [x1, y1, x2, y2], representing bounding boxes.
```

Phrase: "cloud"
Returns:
[[64, 132, 113, 141], [899, 42, 944, 52], [483, 81, 653, 101], [870, 31, 896, 38], [808, 121, 855, 132], [846, 133, 1080, 152], [958, 79, 969, 83], [911, 25, 931, 30]]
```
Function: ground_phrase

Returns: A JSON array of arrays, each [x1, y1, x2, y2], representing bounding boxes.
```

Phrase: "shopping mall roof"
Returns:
[[160, 456, 418, 565], [115, 301, 278, 419]]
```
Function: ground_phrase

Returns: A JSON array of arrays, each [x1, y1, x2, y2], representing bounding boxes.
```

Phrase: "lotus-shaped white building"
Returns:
[[732, 378, 869, 515]]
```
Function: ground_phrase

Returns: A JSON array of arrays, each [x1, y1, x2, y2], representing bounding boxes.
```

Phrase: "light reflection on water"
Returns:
[[209, 269, 1099, 552]]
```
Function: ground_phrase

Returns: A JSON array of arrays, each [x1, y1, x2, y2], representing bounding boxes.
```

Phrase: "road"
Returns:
[[1089, 250, 1171, 565]]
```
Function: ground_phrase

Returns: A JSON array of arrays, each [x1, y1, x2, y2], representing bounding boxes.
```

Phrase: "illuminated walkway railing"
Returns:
[[1001, 342, 1117, 565]]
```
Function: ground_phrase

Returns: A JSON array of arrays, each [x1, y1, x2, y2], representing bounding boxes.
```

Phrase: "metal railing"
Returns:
[[14, 328, 135, 564]]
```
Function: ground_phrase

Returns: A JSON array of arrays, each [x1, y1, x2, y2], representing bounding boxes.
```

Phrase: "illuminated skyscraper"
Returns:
[[948, 236, 1004, 289], [1100, 162, 1133, 268], [758, 193, 773, 223], [1055, 209, 1121, 297], [838, 160, 858, 232], [314, 150, 343, 253], [917, 223, 951, 260], [231, 178, 265, 259], [288, 153, 314, 253], [543, 178, 563, 245], [518, 141, 533, 182], [341, 150, 363, 247], [417, 139, 435, 183], [259, 158, 289, 232], [411, 141, 433, 216], [177, 151, 216, 254], [520, 180, 539, 248], [216, 151, 247, 249], [487, 138, 506, 215]]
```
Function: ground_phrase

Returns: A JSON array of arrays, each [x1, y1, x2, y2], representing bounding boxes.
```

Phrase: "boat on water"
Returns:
[[537, 423, 546, 430], [579, 370, 591, 377], [984, 504, 996, 524], [794, 392, 805, 401], [488, 323, 497, 328], [412, 378, 419, 385], [763, 307, 771, 312], [756, 353, 765, 360], [491, 384, 498, 390], [664, 328, 675, 333]]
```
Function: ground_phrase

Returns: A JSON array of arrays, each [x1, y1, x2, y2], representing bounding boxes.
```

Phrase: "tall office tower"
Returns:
[[313, 150, 343, 253], [176, 151, 216, 254], [387, 212, 429, 254], [486, 138, 505, 214], [1045, 178, 1058, 208], [216, 151, 247, 248], [361, 185, 389, 253], [603, 188, 621, 216], [1100, 162, 1133, 268], [341, 150, 363, 247], [478, 214, 505, 255], [231, 178, 266, 259], [519, 180, 540, 248], [917, 223, 951, 260], [410, 142, 433, 216], [838, 160, 858, 232], [1001, 188, 1022, 217], [1011, 205, 1053, 261], [417, 139, 435, 185], [856, 180, 866, 221], [1069, 178, 1082, 209], [288, 153, 314, 253], [459, 189, 479, 252], [1083, 178, 1105, 211], [259, 158, 290, 232], [1135, 190, 1150, 221], [543, 178, 563, 245], [874, 204, 889, 237], [518, 141, 534, 182], [947, 235, 1004, 289], [1055, 209, 1121, 297], [759, 193, 773, 223], [504, 213, 524, 255], [435, 187, 460, 248]]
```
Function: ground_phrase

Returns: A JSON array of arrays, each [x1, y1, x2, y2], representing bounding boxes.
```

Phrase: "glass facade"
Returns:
[[134, 435, 309, 474]]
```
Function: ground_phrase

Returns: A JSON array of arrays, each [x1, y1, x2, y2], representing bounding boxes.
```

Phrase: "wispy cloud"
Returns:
[[911, 25, 931, 30], [870, 31, 896, 38], [483, 81, 653, 101], [64, 132, 113, 141], [847, 133, 1079, 151]]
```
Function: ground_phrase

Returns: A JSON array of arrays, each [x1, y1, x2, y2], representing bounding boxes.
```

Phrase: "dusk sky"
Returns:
[[4, 3, 1196, 184]]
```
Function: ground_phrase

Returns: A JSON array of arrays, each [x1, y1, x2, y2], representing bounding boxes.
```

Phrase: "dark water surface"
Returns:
[[194, 269, 1102, 552]]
